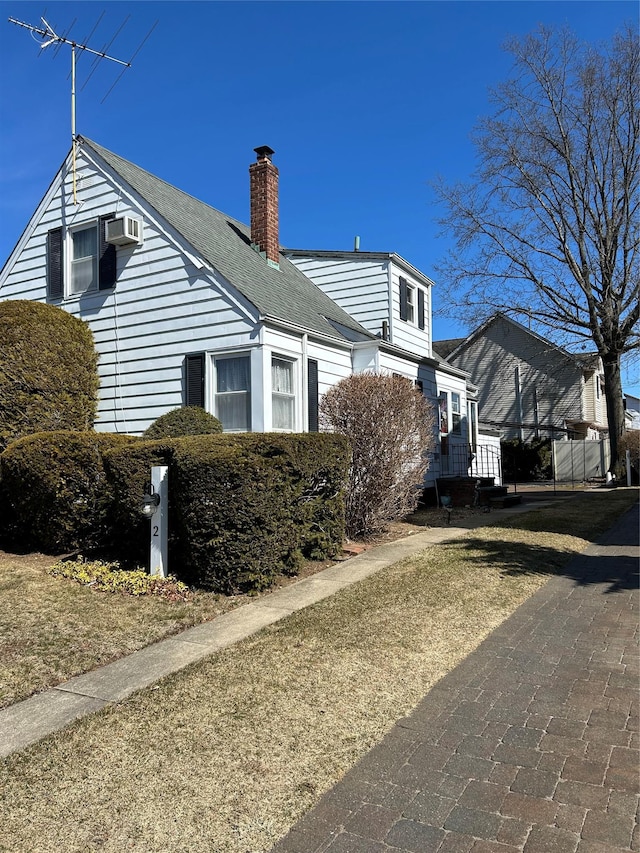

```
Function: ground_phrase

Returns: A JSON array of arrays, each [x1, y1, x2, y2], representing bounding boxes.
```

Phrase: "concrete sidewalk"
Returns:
[[0, 501, 542, 759], [272, 503, 640, 853]]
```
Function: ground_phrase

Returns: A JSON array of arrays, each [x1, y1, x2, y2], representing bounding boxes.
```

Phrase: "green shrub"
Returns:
[[0, 301, 100, 451], [48, 557, 191, 601], [143, 406, 222, 440], [104, 433, 349, 593], [501, 438, 552, 482], [0, 431, 135, 554], [231, 433, 349, 560], [101, 439, 177, 567]]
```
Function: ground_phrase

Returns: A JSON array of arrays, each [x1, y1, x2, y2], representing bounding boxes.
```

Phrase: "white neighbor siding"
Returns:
[[0, 149, 259, 435]]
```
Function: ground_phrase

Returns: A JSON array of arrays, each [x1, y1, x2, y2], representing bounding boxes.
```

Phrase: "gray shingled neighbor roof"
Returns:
[[432, 338, 465, 359], [80, 137, 374, 344]]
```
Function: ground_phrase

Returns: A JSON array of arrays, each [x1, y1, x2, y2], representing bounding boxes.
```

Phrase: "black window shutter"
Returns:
[[307, 359, 319, 432], [418, 288, 425, 330], [47, 228, 64, 299], [99, 213, 117, 290], [399, 277, 408, 322], [185, 354, 205, 408]]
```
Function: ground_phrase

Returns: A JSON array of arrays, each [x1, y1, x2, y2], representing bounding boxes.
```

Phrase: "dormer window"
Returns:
[[399, 277, 425, 329], [406, 283, 415, 324]]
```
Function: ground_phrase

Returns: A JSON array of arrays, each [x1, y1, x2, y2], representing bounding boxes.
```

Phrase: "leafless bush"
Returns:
[[320, 372, 436, 538], [618, 430, 639, 478]]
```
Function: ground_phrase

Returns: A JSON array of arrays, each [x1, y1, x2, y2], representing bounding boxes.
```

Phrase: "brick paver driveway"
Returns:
[[273, 503, 639, 853]]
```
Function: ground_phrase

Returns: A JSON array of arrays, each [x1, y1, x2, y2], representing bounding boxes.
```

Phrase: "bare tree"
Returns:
[[435, 25, 639, 471], [320, 373, 436, 538]]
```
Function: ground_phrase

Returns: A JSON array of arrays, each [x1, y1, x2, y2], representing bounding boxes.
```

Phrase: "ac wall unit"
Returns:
[[106, 216, 143, 246]]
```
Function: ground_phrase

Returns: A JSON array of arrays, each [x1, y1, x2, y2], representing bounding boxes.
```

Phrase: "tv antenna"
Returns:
[[8, 15, 156, 204]]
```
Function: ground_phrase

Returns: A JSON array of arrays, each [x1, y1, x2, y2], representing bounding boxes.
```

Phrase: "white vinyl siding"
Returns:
[[288, 254, 433, 360], [390, 267, 431, 358], [286, 255, 390, 337], [0, 148, 259, 435]]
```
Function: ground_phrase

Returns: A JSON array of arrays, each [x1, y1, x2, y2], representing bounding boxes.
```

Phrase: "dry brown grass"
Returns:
[[0, 552, 241, 709], [1, 490, 636, 853]]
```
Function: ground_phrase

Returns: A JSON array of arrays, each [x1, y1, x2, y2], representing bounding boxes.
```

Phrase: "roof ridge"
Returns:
[[77, 137, 375, 343], [79, 136, 246, 231]]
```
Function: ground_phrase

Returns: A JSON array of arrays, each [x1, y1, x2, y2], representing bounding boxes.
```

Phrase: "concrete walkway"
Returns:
[[272, 503, 640, 853], [0, 502, 540, 759]]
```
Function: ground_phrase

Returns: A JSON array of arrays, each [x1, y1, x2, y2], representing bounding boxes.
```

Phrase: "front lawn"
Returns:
[[0, 554, 233, 709], [1, 489, 636, 853]]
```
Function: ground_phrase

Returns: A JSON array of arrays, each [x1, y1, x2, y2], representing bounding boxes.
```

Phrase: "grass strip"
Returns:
[[0, 489, 637, 853]]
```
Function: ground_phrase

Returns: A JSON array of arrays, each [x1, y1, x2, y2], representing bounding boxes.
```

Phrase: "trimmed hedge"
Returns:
[[0, 301, 100, 451], [104, 433, 349, 592], [1, 429, 349, 590], [0, 431, 135, 554], [143, 406, 222, 439], [101, 439, 176, 567]]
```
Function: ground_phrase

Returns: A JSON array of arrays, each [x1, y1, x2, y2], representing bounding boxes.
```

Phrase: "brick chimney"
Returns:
[[249, 146, 279, 267]]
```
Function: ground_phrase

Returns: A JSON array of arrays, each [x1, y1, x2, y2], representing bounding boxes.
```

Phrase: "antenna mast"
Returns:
[[8, 16, 131, 205]]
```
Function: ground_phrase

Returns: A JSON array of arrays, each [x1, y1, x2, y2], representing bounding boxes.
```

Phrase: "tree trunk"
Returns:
[[602, 356, 625, 473]]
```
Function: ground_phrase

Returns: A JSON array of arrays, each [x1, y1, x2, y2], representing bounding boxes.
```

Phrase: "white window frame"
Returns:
[[69, 221, 98, 296], [406, 283, 416, 324], [271, 355, 297, 432], [467, 400, 478, 450], [451, 392, 462, 435], [213, 352, 252, 432]]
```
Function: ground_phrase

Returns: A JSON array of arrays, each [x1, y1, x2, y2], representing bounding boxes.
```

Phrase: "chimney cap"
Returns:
[[254, 145, 275, 161]]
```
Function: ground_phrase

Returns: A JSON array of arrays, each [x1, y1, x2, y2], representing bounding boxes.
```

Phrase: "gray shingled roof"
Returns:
[[80, 137, 374, 343], [432, 338, 465, 359]]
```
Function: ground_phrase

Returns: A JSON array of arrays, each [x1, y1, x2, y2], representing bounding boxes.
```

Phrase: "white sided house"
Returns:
[[0, 138, 497, 488]]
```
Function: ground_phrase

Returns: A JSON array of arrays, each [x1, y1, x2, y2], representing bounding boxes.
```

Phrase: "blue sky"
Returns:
[[1, 0, 638, 393]]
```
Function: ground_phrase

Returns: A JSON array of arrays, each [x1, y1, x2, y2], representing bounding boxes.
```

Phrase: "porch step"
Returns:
[[476, 477, 495, 488], [490, 494, 523, 509], [476, 485, 507, 506]]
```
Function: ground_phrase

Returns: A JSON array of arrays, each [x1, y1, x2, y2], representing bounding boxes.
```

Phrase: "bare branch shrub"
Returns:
[[320, 372, 436, 538]]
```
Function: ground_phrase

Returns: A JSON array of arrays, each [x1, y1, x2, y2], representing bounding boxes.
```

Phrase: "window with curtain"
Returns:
[[272, 357, 295, 431], [70, 225, 98, 294], [215, 355, 251, 431]]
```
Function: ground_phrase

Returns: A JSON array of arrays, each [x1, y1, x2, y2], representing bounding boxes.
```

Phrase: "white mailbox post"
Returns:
[[140, 466, 168, 578]]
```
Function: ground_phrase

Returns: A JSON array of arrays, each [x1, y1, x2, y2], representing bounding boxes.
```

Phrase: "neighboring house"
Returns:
[[434, 314, 608, 442], [624, 394, 640, 431], [0, 137, 496, 486]]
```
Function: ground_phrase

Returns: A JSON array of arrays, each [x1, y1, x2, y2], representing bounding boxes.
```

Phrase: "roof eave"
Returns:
[[284, 248, 435, 289]]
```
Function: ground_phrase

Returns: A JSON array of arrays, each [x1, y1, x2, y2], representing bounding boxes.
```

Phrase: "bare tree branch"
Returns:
[[434, 25, 640, 468]]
